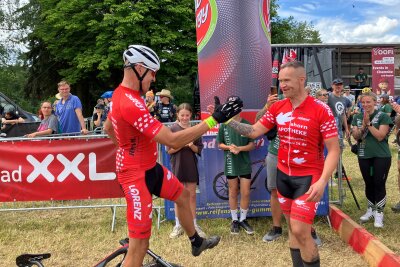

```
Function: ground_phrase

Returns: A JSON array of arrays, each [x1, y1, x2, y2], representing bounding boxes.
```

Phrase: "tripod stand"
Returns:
[[339, 157, 360, 210], [330, 142, 360, 209]]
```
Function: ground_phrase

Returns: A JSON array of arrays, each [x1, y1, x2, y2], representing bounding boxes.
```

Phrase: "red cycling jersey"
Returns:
[[108, 85, 163, 172], [108, 85, 184, 239], [259, 96, 338, 177]]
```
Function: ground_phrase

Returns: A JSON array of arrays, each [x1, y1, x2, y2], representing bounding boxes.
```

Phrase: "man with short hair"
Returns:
[[226, 61, 340, 267], [104, 44, 242, 267], [355, 67, 368, 88], [55, 81, 88, 134], [328, 78, 350, 150]]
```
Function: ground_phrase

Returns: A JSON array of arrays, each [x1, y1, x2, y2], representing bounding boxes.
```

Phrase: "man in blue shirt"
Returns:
[[55, 80, 88, 134]]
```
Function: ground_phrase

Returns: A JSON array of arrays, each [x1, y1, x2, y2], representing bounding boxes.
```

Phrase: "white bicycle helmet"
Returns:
[[123, 45, 160, 72]]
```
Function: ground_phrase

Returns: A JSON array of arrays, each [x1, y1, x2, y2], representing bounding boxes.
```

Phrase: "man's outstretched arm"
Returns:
[[226, 120, 269, 139]]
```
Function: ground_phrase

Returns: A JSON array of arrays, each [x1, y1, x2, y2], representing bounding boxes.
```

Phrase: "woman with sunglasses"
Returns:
[[315, 88, 329, 103]]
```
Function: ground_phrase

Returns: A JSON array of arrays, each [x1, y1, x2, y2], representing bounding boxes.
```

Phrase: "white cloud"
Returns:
[[315, 16, 400, 43], [303, 3, 319, 10], [291, 6, 310, 13], [353, 17, 398, 37], [356, 0, 400, 6]]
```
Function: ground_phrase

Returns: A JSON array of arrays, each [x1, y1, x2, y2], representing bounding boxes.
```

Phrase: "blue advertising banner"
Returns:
[[163, 135, 329, 220]]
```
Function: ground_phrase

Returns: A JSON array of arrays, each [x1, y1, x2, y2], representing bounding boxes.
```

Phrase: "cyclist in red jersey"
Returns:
[[226, 61, 340, 267], [104, 45, 242, 267]]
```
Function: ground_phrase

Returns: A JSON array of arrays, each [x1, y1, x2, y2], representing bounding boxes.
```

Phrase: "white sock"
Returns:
[[231, 210, 238, 221], [193, 218, 197, 226], [240, 209, 248, 222], [175, 217, 180, 227]]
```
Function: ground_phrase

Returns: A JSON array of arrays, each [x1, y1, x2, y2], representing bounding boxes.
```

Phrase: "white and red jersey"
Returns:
[[108, 85, 163, 172], [259, 96, 337, 176]]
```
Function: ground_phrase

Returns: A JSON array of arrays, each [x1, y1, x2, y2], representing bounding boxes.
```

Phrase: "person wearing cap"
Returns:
[[55, 80, 88, 135], [145, 90, 156, 117], [92, 103, 107, 128], [154, 89, 177, 123], [1, 106, 25, 132], [355, 67, 368, 88], [328, 78, 351, 149], [103, 44, 243, 267], [101, 90, 113, 117], [216, 101, 255, 235], [92, 99, 105, 115], [226, 61, 340, 267]]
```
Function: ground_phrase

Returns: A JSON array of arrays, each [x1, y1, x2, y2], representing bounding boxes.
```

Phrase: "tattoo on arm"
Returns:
[[227, 119, 255, 137], [255, 107, 267, 122]]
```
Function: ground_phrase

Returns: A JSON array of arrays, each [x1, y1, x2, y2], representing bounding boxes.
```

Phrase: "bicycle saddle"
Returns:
[[16, 253, 51, 266]]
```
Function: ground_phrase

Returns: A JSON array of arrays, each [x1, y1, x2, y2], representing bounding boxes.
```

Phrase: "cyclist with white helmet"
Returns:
[[104, 45, 242, 267]]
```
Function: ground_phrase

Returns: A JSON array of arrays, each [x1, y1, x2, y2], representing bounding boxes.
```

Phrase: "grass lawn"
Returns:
[[0, 141, 399, 266]]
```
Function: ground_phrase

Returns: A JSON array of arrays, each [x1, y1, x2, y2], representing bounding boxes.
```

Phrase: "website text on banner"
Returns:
[[0, 138, 122, 202], [196, 0, 272, 120], [164, 135, 330, 220]]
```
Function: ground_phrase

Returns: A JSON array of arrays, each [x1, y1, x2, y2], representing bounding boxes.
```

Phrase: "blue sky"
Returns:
[[277, 0, 400, 43]]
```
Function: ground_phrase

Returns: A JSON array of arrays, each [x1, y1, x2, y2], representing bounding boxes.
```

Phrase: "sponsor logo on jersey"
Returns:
[[129, 185, 142, 220]]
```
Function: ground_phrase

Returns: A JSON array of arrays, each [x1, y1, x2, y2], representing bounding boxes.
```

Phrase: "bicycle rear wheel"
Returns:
[[143, 262, 182, 267]]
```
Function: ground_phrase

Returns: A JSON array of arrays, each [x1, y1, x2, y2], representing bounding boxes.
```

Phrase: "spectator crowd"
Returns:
[[2, 41, 400, 267]]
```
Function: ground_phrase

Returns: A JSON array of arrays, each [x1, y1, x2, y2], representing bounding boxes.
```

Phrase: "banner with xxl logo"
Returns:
[[372, 47, 395, 95], [195, 0, 272, 120], [0, 139, 123, 202], [164, 135, 329, 220]]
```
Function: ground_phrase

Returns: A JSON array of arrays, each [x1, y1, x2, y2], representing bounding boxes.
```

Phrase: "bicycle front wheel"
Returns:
[[213, 172, 229, 200]]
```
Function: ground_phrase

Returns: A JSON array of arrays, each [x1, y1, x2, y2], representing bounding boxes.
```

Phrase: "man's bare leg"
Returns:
[[174, 188, 195, 236], [271, 190, 282, 227], [290, 219, 319, 266], [123, 238, 149, 267]]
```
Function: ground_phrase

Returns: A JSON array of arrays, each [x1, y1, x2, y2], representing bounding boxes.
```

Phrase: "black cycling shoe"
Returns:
[[191, 236, 221, 257]]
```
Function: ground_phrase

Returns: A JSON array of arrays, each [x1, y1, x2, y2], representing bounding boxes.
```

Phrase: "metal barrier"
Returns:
[[0, 120, 203, 230], [0, 133, 166, 231]]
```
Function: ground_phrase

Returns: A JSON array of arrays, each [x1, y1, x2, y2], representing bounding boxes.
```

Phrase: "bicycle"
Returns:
[[16, 238, 182, 267], [212, 159, 268, 200]]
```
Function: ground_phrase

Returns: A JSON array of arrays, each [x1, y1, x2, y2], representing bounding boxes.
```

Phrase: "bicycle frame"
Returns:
[[16, 239, 181, 267]]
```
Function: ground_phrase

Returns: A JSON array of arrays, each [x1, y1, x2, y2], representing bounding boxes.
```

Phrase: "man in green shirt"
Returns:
[[355, 67, 368, 89]]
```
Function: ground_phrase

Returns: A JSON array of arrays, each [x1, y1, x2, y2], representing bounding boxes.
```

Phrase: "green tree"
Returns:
[[270, 0, 321, 44], [15, 0, 321, 115], [18, 0, 197, 115]]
